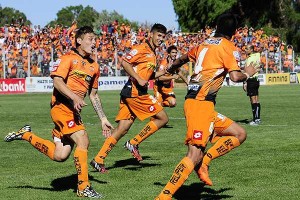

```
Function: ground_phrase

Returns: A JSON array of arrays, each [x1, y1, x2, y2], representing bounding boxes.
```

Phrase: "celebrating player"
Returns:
[[90, 23, 169, 173], [4, 26, 113, 198], [155, 14, 259, 199], [153, 45, 188, 108]]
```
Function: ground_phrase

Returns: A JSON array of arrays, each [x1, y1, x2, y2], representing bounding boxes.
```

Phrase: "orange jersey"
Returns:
[[121, 41, 157, 97], [155, 58, 173, 88], [186, 37, 240, 102], [50, 49, 100, 106]]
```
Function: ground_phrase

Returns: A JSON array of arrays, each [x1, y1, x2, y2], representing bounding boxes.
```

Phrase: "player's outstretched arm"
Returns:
[[167, 54, 189, 74], [229, 62, 259, 83]]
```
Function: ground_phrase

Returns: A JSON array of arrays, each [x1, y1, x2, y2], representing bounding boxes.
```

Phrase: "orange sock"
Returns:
[[202, 136, 240, 166], [130, 121, 158, 145], [157, 157, 194, 199], [74, 147, 90, 191], [22, 132, 55, 160], [94, 137, 117, 164]]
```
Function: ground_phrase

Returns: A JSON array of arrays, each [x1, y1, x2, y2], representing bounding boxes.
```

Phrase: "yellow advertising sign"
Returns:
[[266, 73, 290, 85], [297, 74, 300, 84]]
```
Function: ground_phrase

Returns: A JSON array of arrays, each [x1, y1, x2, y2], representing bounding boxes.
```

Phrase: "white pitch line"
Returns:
[[169, 117, 290, 127], [169, 117, 185, 120], [256, 124, 288, 127]]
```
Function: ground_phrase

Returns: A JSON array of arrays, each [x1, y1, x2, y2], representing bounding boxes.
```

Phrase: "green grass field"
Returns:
[[1, 85, 300, 200]]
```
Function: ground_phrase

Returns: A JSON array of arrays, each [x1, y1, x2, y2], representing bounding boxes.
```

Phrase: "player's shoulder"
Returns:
[[60, 50, 78, 61]]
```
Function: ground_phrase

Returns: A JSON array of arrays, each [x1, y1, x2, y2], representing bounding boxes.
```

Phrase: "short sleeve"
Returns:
[[50, 56, 71, 79], [122, 46, 142, 65], [187, 46, 198, 63], [223, 44, 240, 72]]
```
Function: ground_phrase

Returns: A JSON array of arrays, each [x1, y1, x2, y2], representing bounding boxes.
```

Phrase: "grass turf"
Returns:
[[0, 84, 299, 200]]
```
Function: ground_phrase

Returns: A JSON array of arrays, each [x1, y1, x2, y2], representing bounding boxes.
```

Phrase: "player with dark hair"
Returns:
[[4, 26, 113, 198], [91, 23, 169, 173], [155, 14, 258, 199], [154, 45, 188, 107], [244, 45, 261, 125]]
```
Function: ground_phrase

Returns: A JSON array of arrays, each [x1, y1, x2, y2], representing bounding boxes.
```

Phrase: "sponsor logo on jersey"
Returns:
[[193, 130, 203, 140], [66, 120, 75, 128], [147, 62, 156, 70], [206, 38, 222, 45], [188, 84, 200, 91], [72, 70, 92, 83]]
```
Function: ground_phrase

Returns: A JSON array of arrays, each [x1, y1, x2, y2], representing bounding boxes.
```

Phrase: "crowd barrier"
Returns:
[[0, 73, 299, 94]]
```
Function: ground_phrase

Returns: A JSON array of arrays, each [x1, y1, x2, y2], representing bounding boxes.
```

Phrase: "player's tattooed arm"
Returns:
[[90, 90, 107, 120], [89, 88, 113, 137]]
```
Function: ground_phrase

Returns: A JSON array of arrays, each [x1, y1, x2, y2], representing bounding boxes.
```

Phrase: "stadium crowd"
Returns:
[[0, 19, 298, 79]]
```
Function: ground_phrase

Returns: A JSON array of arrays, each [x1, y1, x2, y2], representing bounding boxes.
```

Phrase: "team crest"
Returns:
[[73, 60, 78, 65]]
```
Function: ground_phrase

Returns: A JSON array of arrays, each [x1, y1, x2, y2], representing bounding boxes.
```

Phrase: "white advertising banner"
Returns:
[[257, 74, 266, 85], [26, 76, 128, 92], [222, 73, 266, 87], [98, 76, 128, 91], [26, 77, 53, 92]]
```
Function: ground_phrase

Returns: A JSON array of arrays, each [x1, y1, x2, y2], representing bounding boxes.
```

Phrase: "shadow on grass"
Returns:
[[154, 182, 233, 200], [10, 174, 107, 193], [235, 118, 251, 124], [90, 156, 161, 172], [162, 124, 174, 128]]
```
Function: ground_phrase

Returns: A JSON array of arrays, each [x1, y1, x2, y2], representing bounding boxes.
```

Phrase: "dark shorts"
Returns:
[[246, 78, 260, 96]]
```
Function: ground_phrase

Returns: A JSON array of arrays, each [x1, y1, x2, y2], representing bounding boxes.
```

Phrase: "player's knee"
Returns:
[[163, 113, 169, 125], [169, 99, 176, 107], [54, 153, 70, 162], [237, 128, 247, 144]]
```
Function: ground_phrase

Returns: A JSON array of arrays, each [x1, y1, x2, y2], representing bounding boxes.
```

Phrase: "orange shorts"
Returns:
[[115, 94, 164, 122], [153, 85, 175, 104], [50, 103, 85, 139], [184, 99, 233, 147]]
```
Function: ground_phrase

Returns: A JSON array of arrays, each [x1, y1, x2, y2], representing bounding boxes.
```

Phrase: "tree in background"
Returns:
[[48, 5, 99, 28], [47, 5, 139, 33], [93, 10, 139, 33], [0, 6, 30, 26], [172, 0, 300, 51]]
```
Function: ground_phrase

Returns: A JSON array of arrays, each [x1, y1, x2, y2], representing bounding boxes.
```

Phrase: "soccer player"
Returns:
[[153, 45, 188, 108], [155, 14, 259, 199], [4, 26, 113, 198], [244, 45, 261, 125], [90, 23, 169, 173]]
